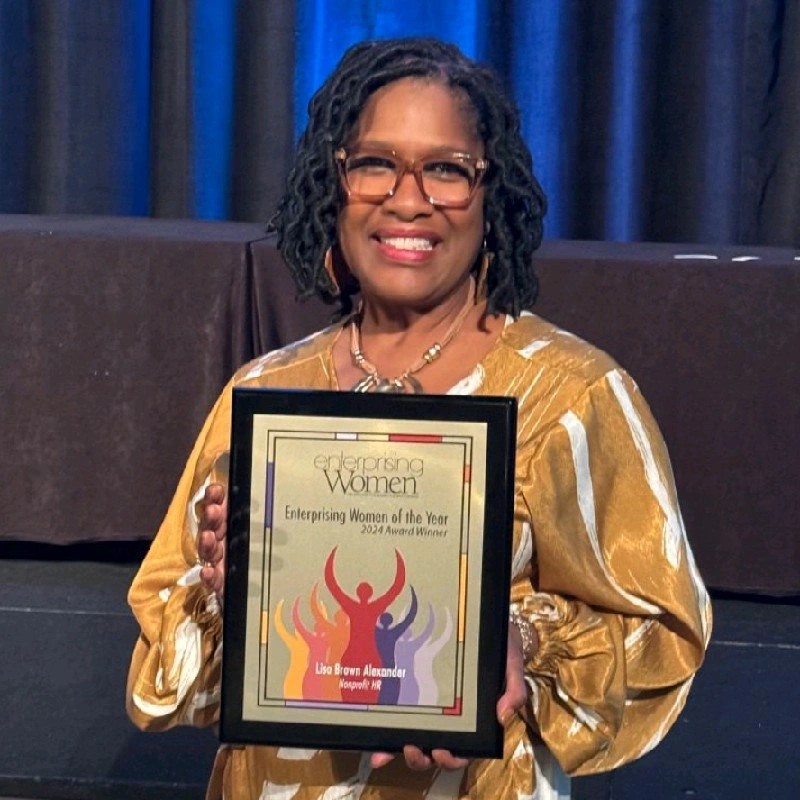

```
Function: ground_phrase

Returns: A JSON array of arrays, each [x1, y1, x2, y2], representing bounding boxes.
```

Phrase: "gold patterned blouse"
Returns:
[[127, 313, 712, 799]]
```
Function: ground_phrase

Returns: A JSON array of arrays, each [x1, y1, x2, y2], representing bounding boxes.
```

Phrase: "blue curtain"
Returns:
[[295, 0, 494, 135], [293, 0, 798, 244], [191, 0, 237, 219], [0, 0, 797, 245]]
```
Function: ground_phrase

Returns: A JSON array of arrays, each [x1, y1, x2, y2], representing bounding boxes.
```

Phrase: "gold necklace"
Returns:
[[349, 284, 475, 393]]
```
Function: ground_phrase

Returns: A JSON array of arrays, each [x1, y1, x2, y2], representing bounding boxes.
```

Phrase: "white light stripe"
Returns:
[[0, 605, 131, 617], [607, 370, 684, 568], [187, 474, 213, 540], [512, 739, 536, 800], [683, 532, 712, 642], [178, 686, 221, 724], [511, 521, 533, 579], [168, 618, 203, 704], [425, 765, 466, 798], [518, 339, 552, 359], [448, 364, 484, 395], [533, 743, 572, 800], [276, 748, 318, 760], [177, 564, 202, 587], [554, 680, 603, 731], [259, 781, 302, 800], [511, 366, 545, 414], [712, 640, 800, 652], [624, 618, 656, 651], [241, 328, 326, 381], [132, 692, 178, 717], [525, 677, 541, 716], [319, 753, 372, 800], [561, 410, 662, 614], [637, 678, 693, 758]]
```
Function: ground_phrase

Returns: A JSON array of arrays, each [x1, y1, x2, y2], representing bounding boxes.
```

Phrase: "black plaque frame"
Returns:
[[221, 388, 516, 758]]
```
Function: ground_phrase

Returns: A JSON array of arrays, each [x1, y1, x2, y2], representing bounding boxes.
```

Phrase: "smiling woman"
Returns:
[[333, 79, 487, 338], [126, 37, 712, 800]]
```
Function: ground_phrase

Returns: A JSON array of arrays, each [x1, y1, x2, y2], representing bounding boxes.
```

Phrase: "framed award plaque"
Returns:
[[220, 388, 517, 758]]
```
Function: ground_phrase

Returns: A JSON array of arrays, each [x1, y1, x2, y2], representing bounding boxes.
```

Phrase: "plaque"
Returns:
[[220, 388, 517, 758]]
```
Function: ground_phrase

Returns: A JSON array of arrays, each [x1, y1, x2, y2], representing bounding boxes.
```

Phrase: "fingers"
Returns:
[[204, 482, 226, 506], [401, 746, 467, 771], [430, 749, 469, 770], [201, 483, 227, 538], [370, 746, 467, 772], [402, 745, 432, 771], [200, 560, 225, 598], [197, 529, 222, 563], [369, 752, 395, 769], [198, 483, 227, 600], [496, 627, 529, 726]]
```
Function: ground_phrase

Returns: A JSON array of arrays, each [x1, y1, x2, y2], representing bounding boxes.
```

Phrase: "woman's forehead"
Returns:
[[348, 78, 482, 151]]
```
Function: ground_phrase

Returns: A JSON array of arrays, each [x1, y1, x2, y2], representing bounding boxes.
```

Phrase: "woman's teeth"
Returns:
[[381, 237, 434, 251]]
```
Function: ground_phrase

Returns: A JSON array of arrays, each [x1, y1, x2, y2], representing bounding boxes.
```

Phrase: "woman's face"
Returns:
[[337, 78, 485, 312]]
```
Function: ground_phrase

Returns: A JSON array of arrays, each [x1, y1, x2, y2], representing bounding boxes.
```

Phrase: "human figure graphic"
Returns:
[[292, 594, 340, 701], [375, 586, 419, 704], [273, 598, 309, 700], [309, 582, 350, 672], [395, 603, 437, 705], [413, 606, 454, 706], [324, 547, 406, 703]]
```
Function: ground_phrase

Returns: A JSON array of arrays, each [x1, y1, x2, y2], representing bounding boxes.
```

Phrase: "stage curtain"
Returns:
[[0, 0, 295, 223], [0, 0, 797, 245]]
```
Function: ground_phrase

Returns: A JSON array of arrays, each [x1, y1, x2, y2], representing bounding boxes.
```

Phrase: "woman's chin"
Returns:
[[356, 270, 470, 313]]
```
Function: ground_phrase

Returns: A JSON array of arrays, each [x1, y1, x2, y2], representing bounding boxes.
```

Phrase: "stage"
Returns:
[[0, 542, 797, 799]]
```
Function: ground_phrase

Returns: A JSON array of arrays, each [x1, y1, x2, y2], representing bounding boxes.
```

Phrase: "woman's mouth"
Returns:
[[379, 236, 434, 251]]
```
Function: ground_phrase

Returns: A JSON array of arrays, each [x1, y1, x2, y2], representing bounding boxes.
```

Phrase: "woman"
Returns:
[[127, 38, 712, 799]]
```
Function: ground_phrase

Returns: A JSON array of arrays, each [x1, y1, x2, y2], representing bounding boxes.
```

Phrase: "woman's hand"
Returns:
[[198, 482, 227, 602], [370, 746, 468, 771], [369, 626, 533, 771], [496, 620, 532, 727]]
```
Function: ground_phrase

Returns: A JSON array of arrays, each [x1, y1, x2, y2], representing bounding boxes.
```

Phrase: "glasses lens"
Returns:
[[344, 153, 398, 198], [420, 158, 475, 205], [342, 151, 481, 206]]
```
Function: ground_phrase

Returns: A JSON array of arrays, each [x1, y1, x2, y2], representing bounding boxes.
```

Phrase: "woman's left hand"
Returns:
[[496, 619, 529, 727], [369, 627, 529, 771]]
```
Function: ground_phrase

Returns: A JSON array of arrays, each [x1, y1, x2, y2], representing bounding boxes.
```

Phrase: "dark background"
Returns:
[[0, 0, 798, 245]]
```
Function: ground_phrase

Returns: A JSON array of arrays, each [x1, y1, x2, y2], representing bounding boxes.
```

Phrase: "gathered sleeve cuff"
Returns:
[[126, 381, 234, 731], [511, 366, 713, 775]]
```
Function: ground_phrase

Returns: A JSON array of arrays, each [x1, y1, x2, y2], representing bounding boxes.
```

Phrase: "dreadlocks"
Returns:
[[269, 37, 547, 317]]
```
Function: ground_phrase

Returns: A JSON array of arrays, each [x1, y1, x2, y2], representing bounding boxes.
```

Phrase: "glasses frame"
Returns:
[[334, 147, 489, 209]]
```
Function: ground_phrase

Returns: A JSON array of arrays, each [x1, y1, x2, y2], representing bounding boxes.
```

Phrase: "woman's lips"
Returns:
[[373, 233, 439, 262]]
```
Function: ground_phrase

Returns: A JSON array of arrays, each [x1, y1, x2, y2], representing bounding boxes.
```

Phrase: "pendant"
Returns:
[[402, 375, 424, 393], [349, 373, 423, 394], [374, 379, 405, 393], [351, 374, 379, 392]]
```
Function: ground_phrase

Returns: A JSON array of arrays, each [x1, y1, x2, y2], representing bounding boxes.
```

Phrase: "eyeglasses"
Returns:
[[334, 147, 488, 209]]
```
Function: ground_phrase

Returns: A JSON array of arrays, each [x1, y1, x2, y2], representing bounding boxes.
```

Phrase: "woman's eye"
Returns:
[[348, 156, 395, 172], [424, 161, 472, 181]]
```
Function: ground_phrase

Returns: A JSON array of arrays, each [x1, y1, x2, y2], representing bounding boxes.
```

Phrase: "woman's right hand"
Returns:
[[198, 482, 227, 603]]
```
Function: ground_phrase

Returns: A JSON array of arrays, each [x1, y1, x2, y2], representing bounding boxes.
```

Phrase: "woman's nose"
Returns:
[[383, 169, 433, 216]]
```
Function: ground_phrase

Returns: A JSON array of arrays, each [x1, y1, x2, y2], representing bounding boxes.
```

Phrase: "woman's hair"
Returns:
[[269, 37, 547, 317]]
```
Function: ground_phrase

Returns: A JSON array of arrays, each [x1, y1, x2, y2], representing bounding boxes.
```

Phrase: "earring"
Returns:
[[475, 241, 493, 301], [323, 247, 340, 297]]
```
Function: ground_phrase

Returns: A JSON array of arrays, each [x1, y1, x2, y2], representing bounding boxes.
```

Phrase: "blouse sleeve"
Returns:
[[512, 366, 712, 775], [126, 381, 235, 731]]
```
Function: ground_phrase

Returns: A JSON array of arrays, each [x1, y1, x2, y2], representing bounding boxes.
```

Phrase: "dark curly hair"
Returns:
[[268, 37, 547, 317]]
